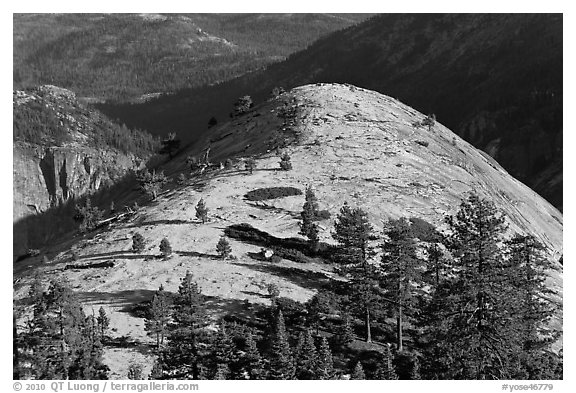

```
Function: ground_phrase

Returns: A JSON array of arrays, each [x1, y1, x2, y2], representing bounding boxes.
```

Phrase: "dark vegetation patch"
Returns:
[[65, 260, 115, 270], [244, 186, 302, 201], [415, 140, 429, 147], [224, 223, 335, 263]]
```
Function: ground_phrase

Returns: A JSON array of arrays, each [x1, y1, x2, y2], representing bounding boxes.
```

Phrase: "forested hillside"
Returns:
[[13, 13, 369, 101]]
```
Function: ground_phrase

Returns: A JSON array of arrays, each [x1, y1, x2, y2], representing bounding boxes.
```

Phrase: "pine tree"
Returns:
[[335, 313, 355, 345], [159, 132, 181, 159], [380, 217, 424, 351], [136, 169, 167, 200], [374, 345, 398, 380], [159, 238, 172, 259], [316, 337, 336, 380], [145, 285, 171, 349], [332, 202, 373, 265], [423, 193, 524, 379], [210, 321, 239, 379], [233, 95, 253, 116], [305, 293, 330, 334], [19, 279, 109, 379], [424, 242, 446, 287], [243, 332, 266, 380], [300, 186, 320, 251], [351, 362, 365, 379], [216, 236, 232, 259], [268, 310, 295, 380], [295, 329, 318, 379], [245, 158, 256, 174], [208, 117, 218, 129], [73, 197, 104, 233], [157, 271, 209, 379], [96, 306, 109, 342], [503, 235, 560, 378], [195, 198, 209, 224], [132, 233, 146, 253], [279, 152, 293, 170], [505, 234, 557, 350]]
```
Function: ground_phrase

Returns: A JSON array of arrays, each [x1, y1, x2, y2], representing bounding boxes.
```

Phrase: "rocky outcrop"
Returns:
[[13, 142, 144, 256]]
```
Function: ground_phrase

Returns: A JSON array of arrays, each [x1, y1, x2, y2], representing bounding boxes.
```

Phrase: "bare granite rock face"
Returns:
[[13, 142, 143, 256]]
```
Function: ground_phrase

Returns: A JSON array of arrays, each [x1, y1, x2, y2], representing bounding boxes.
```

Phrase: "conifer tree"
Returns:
[[295, 329, 318, 379], [279, 152, 293, 171], [136, 169, 167, 201], [159, 132, 181, 159], [380, 217, 424, 351], [316, 337, 336, 380], [245, 157, 256, 174], [299, 186, 320, 251], [145, 285, 171, 349], [335, 313, 355, 345], [132, 233, 146, 253], [268, 310, 296, 380], [505, 234, 557, 350], [267, 283, 280, 303], [332, 202, 373, 265], [243, 331, 266, 380], [216, 236, 232, 259], [423, 193, 526, 379], [374, 345, 398, 380], [159, 238, 172, 259], [157, 271, 209, 379], [351, 362, 365, 379], [74, 197, 104, 233], [195, 198, 209, 223], [96, 306, 109, 342], [233, 95, 253, 116], [210, 322, 239, 379], [20, 279, 109, 379], [305, 293, 330, 334]]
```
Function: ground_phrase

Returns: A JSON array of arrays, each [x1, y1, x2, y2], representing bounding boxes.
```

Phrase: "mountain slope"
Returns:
[[14, 84, 562, 377], [100, 14, 562, 209], [13, 85, 158, 257], [13, 13, 369, 101]]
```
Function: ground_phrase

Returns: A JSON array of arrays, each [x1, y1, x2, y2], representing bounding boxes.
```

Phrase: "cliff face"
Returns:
[[13, 142, 144, 256]]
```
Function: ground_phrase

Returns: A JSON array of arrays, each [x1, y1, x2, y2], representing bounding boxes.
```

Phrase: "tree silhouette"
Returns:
[[159, 238, 172, 259], [195, 198, 209, 224], [159, 132, 181, 159], [268, 310, 295, 380], [216, 236, 232, 259], [132, 233, 146, 253], [245, 158, 256, 174], [279, 152, 293, 170], [136, 169, 167, 200], [145, 285, 171, 349], [74, 197, 104, 233], [351, 362, 365, 379], [380, 217, 424, 351]]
